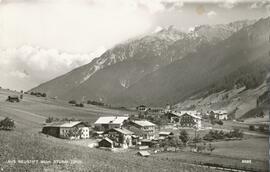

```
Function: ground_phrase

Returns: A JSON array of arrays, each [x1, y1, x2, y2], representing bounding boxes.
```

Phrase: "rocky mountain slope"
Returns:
[[113, 17, 270, 106], [30, 19, 266, 107]]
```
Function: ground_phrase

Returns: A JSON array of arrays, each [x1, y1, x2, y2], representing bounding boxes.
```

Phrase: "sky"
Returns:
[[0, 0, 269, 91]]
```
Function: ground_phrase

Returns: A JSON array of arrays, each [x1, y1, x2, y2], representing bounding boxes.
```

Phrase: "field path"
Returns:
[[1, 106, 46, 119]]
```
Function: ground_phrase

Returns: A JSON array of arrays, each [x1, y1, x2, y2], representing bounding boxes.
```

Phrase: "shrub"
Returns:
[[0, 117, 15, 130], [203, 129, 243, 141], [41, 93, 47, 97], [258, 126, 265, 132], [225, 128, 243, 138], [69, 100, 77, 104], [75, 103, 84, 107], [215, 120, 223, 125], [87, 100, 104, 106], [249, 125, 255, 131], [207, 143, 215, 153]]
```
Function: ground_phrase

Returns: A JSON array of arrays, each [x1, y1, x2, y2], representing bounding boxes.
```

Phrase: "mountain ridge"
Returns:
[[30, 18, 266, 107]]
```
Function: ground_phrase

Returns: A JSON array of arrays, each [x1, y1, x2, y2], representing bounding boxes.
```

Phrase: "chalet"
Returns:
[[42, 121, 89, 139], [127, 120, 156, 140], [147, 108, 165, 117], [167, 111, 202, 129], [6, 95, 20, 102], [94, 116, 129, 131], [103, 128, 133, 148], [98, 137, 114, 148], [211, 110, 228, 120]]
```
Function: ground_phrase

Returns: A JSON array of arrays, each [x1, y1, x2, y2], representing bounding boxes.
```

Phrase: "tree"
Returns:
[[209, 112, 216, 125], [193, 133, 202, 143], [45, 117, 56, 123], [197, 144, 206, 153], [179, 130, 189, 146], [207, 143, 215, 153], [168, 137, 183, 152], [0, 117, 15, 130]]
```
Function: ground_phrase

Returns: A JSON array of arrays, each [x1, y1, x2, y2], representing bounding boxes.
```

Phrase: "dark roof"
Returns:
[[137, 151, 150, 157], [99, 137, 113, 144], [8, 95, 19, 99]]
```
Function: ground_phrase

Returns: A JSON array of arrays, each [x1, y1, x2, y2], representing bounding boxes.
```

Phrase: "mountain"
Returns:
[[30, 19, 264, 106], [111, 17, 270, 106], [191, 19, 256, 43]]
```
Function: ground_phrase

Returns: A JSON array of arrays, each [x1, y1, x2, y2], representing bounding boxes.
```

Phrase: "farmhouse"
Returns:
[[103, 128, 133, 148], [6, 95, 20, 102], [94, 116, 129, 131], [136, 105, 148, 112], [211, 110, 228, 120], [42, 121, 89, 139], [147, 108, 165, 117], [166, 111, 202, 129], [127, 120, 156, 140]]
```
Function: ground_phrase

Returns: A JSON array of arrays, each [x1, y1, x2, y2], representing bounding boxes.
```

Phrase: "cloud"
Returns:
[[0, 0, 153, 53], [0, 46, 106, 90], [218, 0, 237, 9], [9, 70, 29, 79], [153, 26, 163, 33], [249, 0, 270, 9], [207, 10, 217, 18]]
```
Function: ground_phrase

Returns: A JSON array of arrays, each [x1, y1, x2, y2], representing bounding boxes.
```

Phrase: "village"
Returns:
[[38, 102, 267, 157], [1, 85, 269, 172]]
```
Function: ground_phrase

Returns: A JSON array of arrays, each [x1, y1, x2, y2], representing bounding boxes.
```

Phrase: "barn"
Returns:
[[42, 121, 89, 139], [98, 138, 114, 148]]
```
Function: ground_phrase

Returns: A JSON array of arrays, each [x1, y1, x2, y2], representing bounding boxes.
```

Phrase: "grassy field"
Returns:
[[0, 88, 269, 171], [0, 130, 219, 172]]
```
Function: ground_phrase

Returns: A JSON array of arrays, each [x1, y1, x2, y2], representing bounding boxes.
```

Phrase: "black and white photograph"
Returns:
[[0, 0, 269, 171]]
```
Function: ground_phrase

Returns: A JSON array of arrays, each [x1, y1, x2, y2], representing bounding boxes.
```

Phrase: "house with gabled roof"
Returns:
[[98, 137, 114, 148], [42, 121, 89, 139], [103, 128, 133, 148], [94, 116, 129, 131], [126, 120, 156, 140], [210, 110, 228, 120], [166, 111, 202, 129], [137, 151, 151, 157]]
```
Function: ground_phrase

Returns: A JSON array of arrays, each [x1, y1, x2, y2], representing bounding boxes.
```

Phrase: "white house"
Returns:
[[128, 120, 156, 140], [42, 121, 90, 139], [211, 110, 228, 120], [94, 116, 129, 131], [167, 111, 202, 129]]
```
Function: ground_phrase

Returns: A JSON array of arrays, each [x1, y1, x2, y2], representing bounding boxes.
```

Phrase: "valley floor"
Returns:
[[0, 89, 269, 172]]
